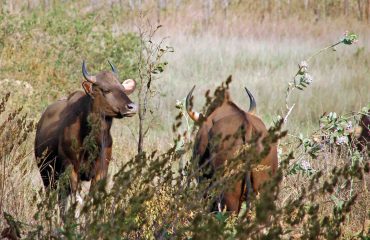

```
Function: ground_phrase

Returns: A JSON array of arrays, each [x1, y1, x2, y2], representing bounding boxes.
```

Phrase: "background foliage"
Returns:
[[0, 0, 369, 239]]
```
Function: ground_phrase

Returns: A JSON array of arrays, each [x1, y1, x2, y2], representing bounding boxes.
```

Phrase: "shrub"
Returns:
[[0, 3, 140, 115]]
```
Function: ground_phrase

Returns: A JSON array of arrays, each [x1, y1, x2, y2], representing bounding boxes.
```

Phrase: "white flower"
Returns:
[[175, 99, 183, 109], [303, 73, 313, 84], [298, 61, 309, 74], [336, 136, 348, 145], [345, 121, 353, 132], [301, 160, 312, 171]]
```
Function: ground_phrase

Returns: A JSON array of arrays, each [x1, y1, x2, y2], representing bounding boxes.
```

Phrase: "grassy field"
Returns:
[[0, 1, 369, 239]]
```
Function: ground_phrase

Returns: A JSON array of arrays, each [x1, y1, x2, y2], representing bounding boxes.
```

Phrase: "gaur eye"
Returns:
[[102, 89, 111, 94]]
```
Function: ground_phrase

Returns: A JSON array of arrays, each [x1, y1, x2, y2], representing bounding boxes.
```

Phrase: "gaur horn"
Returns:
[[108, 60, 118, 74], [186, 85, 204, 122], [244, 87, 256, 113], [82, 61, 96, 83]]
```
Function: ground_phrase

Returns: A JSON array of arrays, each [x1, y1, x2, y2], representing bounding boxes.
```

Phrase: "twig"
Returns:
[[283, 104, 295, 124]]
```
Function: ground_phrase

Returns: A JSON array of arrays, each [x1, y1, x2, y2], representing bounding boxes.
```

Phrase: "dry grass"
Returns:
[[0, 1, 369, 238]]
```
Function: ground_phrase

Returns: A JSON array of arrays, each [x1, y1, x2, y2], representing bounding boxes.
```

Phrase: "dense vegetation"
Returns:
[[0, 1, 369, 239]]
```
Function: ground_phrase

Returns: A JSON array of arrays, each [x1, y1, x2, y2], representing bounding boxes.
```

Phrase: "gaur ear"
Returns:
[[82, 81, 93, 96], [195, 124, 210, 158], [122, 79, 136, 95]]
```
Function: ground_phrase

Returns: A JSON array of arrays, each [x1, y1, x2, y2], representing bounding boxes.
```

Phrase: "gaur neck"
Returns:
[[85, 95, 114, 122], [82, 95, 113, 131]]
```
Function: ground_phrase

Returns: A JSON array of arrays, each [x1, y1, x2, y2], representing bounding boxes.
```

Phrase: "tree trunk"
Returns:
[[343, 0, 349, 15], [203, 0, 213, 31], [119, 0, 124, 10], [313, 0, 321, 22], [276, 0, 282, 20], [287, 0, 291, 17], [357, 0, 363, 20], [157, 0, 167, 24], [304, 0, 309, 10], [176, 0, 182, 9], [8, 0, 14, 13], [128, 0, 135, 10], [267, 0, 273, 15], [366, 0, 370, 21], [221, 0, 229, 19], [323, 0, 327, 17], [175, 0, 182, 22], [138, 110, 144, 154]]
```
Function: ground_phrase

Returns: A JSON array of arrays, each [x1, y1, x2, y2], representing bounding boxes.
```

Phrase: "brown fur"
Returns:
[[35, 66, 137, 196], [192, 91, 277, 213], [357, 110, 370, 152]]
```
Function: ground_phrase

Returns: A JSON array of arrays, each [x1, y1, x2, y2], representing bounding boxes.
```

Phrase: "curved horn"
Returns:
[[244, 87, 256, 113], [186, 85, 204, 122], [82, 61, 96, 83], [108, 60, 117, 74]]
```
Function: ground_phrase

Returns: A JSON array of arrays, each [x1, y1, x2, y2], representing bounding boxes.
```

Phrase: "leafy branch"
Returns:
[[283, 31, 358, 124]]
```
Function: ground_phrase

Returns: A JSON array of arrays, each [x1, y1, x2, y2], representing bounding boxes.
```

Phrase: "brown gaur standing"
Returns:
[[35, 61, 137, 197], [186, 79, 278, 213]]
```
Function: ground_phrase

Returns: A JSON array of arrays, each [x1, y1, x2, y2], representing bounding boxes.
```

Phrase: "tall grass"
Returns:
[[159, 34, 369, 135], [0, 1, 369, 239]]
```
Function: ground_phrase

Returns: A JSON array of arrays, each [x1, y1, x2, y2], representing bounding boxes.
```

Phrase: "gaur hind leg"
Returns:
[[37, 151, 62, 190], [223, 180, 244, 213], [210, 180, 244, 213], [251, 166, 273, 196], [38, 157, 58, 190]]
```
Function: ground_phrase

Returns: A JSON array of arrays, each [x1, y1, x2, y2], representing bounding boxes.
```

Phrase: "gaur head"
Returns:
[[81, 61, 137, 118], [185, 84, 256, 122]]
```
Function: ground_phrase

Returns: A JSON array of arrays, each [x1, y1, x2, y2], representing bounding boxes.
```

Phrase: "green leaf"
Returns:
[[331, 195, 344, 211], [215, 212, 228, 223], [342, 32, 358, 45]]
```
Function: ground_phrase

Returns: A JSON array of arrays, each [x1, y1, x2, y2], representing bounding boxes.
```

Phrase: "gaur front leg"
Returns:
[[59, 162, 79, 200], [90, 146, 112, 190], [70, 166, 79, 194]]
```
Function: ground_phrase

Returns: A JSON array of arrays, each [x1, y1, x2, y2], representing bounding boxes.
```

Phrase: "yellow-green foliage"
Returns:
[[2, 79, 368, 239], [0, 3, 140, 116], [0, 1, 369, 239]]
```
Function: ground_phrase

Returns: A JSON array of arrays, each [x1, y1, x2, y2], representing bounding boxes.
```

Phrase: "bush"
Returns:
[[1, 79, 368, 239], [0, 2, 140, 116], [0, 3, 368, 239]]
